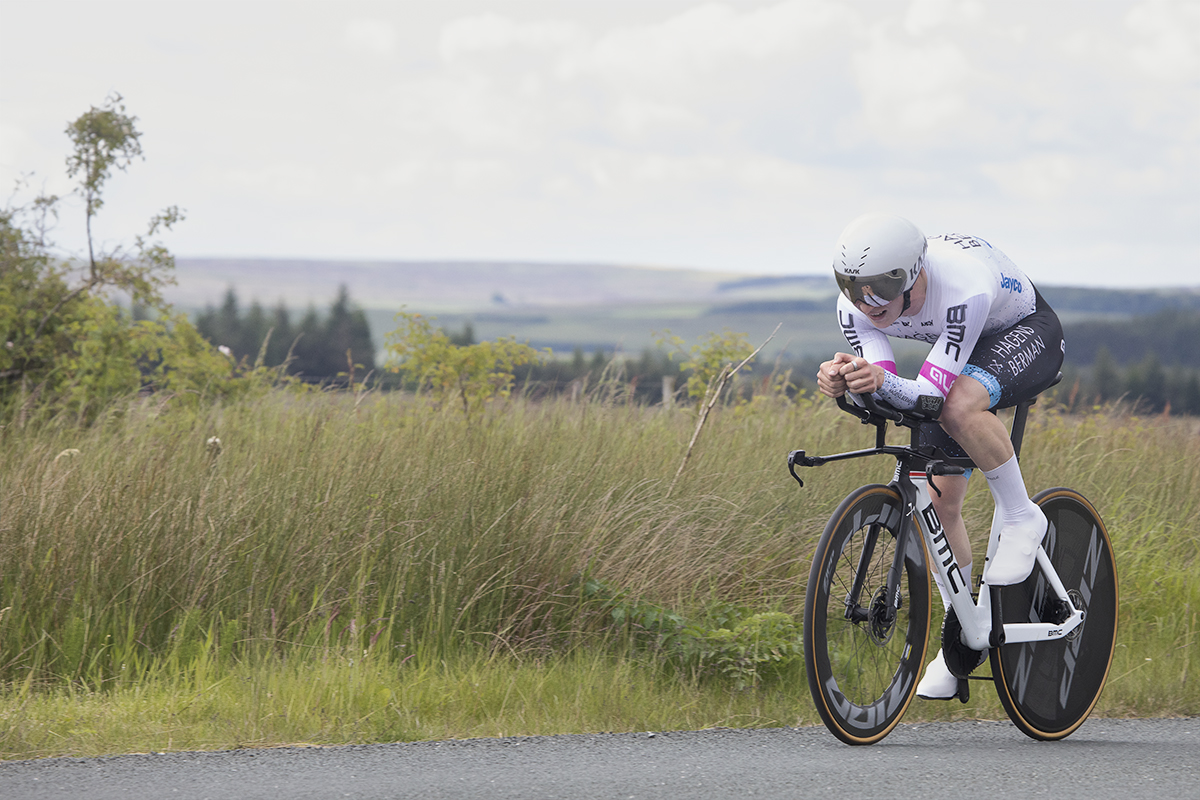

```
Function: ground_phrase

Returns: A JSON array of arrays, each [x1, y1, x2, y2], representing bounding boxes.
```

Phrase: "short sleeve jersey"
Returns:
[[836, 234, 1037, 409]]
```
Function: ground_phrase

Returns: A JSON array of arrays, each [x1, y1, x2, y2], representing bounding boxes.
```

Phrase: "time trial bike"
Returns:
[[788, 379, 1118, 745]]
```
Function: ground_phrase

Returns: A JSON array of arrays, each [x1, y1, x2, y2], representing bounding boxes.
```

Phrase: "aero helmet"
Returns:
[[833, 214, 927, 308]]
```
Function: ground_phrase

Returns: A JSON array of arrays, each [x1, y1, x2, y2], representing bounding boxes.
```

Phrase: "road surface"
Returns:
[[2, 718, 1196, 799]]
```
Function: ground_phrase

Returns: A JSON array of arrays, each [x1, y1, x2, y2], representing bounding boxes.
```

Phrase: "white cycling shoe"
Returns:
[[916, 650, 959, 700], [983, 509, 1048, 586]]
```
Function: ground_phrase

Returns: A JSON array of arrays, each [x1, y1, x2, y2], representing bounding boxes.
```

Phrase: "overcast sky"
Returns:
[[2, 0, 1197, 288]]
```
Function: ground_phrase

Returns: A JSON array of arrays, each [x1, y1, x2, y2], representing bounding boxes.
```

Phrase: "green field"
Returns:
[[1, 386, 1196, 759]]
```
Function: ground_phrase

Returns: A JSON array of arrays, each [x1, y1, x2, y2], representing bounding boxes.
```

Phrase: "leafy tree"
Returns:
[[60, 93, 184, 313], [2, 95, 257, 423], [656, 327, 756, 406], [386, 311, 541, 418]]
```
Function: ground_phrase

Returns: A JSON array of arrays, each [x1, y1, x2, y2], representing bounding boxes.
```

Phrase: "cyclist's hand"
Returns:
[[817, 353, 856, 397], [838, 356, 883, 395]]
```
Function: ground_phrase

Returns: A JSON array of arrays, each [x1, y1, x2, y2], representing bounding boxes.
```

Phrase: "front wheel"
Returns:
[[804, 484, 932, 745], [991, 488, 1119, 741]]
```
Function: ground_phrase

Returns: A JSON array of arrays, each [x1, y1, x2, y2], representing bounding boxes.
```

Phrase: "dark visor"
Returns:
[[835, 269, 908, 306]]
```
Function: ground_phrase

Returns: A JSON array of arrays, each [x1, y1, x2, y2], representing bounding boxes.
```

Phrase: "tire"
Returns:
[[991, 488, 1118, 741], [804, 484, 932, 745]]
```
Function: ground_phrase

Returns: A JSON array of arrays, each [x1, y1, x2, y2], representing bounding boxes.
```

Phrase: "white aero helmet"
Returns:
[[833, 214, 927, 308]]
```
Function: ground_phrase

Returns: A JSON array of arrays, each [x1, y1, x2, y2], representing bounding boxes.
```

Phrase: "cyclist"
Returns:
[[814, 213, 1065, 699]]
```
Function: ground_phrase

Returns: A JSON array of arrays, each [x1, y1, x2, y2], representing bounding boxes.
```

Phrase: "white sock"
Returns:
[[983, 455, 1038, 525]]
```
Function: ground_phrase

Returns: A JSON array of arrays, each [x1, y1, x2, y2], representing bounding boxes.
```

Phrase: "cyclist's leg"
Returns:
[[941, 291, 1065, 585], [919, 474, 974, 700], [913, 424, 974, 586], [939, 377, 1014, 471], [929, 473, 971, 582]]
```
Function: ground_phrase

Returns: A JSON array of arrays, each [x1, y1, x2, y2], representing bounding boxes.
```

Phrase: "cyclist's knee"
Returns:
[[940, 380, 990, 438], [930, 475, 968, 517]]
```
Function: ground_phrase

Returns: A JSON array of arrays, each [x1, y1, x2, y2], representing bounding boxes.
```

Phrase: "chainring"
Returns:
[[942, 606, 988, 679]]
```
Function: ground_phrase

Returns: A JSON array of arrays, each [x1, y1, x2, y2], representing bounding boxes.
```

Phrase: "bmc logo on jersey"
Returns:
[[1000, 272, 1024, 294]]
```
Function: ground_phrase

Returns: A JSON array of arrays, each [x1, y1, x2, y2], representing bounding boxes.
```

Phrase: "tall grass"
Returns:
[[1, 390, 1196, 757]]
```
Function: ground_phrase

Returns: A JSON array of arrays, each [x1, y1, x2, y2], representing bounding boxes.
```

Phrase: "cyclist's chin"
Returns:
[[865, 307, 898, 328]]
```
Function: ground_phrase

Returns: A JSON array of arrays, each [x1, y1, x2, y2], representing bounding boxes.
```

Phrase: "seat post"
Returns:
[[1010, 372, 1063, 461], [1009, 398, 1035, 461]]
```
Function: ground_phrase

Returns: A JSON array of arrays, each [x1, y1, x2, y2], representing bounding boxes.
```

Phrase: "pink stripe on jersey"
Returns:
[[919, 362, 957, 397], [877, 360, 898, 374]]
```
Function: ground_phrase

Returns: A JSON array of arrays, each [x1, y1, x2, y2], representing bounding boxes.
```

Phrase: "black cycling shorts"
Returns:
[[921, 286, 1064, 461]]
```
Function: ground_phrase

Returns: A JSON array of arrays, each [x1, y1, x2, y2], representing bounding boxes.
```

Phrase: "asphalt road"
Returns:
[[2, 718, 1197, 800]]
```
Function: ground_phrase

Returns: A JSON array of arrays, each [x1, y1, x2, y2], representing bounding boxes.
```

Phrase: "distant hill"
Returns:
[[1038, 285, 1200, 316], [169, 258, 834, 313], [168, 258, 1200, 362], [171, 258, 1200, 316]]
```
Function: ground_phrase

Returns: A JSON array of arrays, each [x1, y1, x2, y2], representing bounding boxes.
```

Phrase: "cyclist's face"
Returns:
[[854, 291, 905, 328]]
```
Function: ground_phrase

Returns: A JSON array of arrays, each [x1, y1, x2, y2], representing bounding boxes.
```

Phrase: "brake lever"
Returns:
[[788, 450, 826, 487], [926, 461, 943, 498], [925, 459, 968, 498]]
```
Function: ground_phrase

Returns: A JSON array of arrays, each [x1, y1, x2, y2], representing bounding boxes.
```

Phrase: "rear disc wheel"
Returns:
[[990, 488, 1118, 741]]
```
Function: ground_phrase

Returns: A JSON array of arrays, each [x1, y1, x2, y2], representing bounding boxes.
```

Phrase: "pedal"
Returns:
[[1043, 596, 1072, 626]]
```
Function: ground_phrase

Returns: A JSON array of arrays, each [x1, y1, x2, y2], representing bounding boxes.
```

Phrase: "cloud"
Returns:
[[1125, 0, 1200, 82], [439, 13, 580, 61], [343, 18, 397, 57], [563, 1, 856, 100], [903, 0, 986, 36], [852, 33, 976, 146], [1, 0, 1195, 286], [980, 154, 1079, 202]]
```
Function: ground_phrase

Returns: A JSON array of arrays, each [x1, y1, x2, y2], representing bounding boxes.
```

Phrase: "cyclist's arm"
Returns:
[[834, 302, 899, 405], [837, 303, 898, 374], [874, 293, 991, 409]]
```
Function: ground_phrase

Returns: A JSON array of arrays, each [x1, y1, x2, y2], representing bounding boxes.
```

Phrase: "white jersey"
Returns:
[[836, 234, 1038, 408]]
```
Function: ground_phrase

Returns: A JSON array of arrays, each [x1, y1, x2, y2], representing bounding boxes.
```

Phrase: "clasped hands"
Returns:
[[817, 352, 884, 398]]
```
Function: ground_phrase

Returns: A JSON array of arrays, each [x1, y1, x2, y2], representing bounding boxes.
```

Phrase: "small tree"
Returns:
[[61, 93, 184, 315], [656, 327, 756, 407], [1, 95, 260, 423], [385, 311, 541, 418]]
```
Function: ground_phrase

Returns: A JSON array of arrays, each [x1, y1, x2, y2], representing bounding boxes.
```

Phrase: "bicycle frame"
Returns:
[[790, 391, 1085, 654], [906, 465, 1085, 651]]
